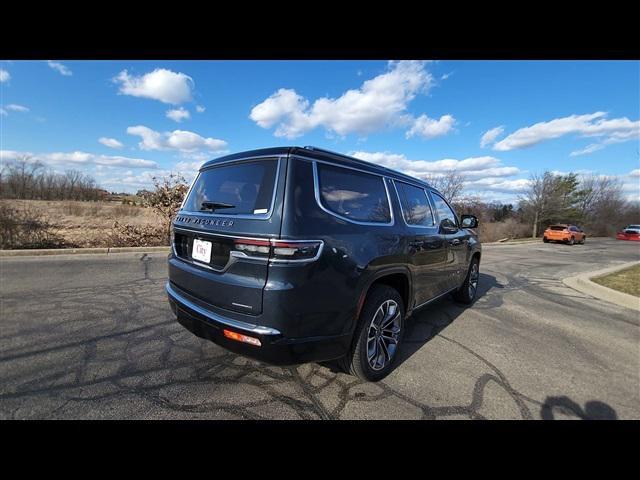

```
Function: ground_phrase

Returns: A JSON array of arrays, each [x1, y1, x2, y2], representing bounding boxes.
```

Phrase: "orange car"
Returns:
[[543, 224, 586, 245]]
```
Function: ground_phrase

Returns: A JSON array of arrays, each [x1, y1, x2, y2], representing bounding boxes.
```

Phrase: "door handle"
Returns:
[[450, 239, 461, 246]]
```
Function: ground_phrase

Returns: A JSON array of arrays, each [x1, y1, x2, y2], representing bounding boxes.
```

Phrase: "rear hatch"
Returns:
[[169, 155, 285, 315]]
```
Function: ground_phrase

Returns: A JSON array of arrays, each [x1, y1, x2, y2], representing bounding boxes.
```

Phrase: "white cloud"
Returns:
[[0, 108, 6, 116], [349, 150, 525, 198], [47, 61, 72, 76], [0, 69, 10, 83], [196, 105, 206, 113], [480, 125, 505, 148], [440, 72, 453, 80], [629, 169, 640, 177], [406, 114, 455, 139], [113, 68, 194, 105], [126, 125, 227, 153], [0, 149, 157, 168], [250, 60, 434, 138], [98, 137, 124, 149], [350, 151, 519, 179], [166, 107, 191, 123], [175, 160, 206, 173], [6, 104, 29, 112], [466, 177, 531, 193], [493, 112, 640, 153]]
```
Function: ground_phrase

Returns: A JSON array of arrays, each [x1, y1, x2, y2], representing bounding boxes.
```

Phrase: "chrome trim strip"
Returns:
[[312, 161, 395, 227], [172, 229, 324, 267], [180, 157, 283, 220], [391, 179, 437, 229], [166, 282, 281, 335], [412, 286, 459, 311], [173, 226, 275, 243], [294, 153, 431, 190]]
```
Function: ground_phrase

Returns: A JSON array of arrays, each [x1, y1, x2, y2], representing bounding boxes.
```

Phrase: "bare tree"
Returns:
[[424, 171, 466, 204]]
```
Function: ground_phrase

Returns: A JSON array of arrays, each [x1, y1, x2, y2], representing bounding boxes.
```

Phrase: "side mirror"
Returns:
[[461, 214, 479, 229]]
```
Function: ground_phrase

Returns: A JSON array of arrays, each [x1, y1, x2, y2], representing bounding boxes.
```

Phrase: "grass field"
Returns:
[[592, 263, 640, 297], [1, 199, 160, 248]]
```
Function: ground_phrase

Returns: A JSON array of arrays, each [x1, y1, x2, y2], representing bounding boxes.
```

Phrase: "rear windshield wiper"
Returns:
[[200, 201, 235, 212]]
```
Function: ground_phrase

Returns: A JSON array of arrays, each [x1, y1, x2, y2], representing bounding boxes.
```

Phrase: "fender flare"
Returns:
[[355, 266, 413, 321]]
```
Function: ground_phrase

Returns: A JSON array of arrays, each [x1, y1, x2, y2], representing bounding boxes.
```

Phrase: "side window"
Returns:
[[395, 181, 434, 227], [316, 163, 391, 223], [430, 192, 458, 229]]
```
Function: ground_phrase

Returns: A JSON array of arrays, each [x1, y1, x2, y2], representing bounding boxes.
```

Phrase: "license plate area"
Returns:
[[174, 231, 233, 269], [192, 238, 212, 263]]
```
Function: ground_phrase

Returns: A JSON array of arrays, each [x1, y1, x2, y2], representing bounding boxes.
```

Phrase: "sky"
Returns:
[[1, 60, 639, 203]]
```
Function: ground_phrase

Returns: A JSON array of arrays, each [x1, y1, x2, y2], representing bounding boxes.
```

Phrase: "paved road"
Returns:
[[1, 238, 638, 419]]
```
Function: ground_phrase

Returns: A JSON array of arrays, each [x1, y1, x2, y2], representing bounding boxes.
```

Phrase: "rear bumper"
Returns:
[[166, 282, 351, 365]]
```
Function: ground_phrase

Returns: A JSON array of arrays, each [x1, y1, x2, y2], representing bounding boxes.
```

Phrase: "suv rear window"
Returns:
[[182, 159, 278, 215], [316, 163, 391, 223], [395, 181, 434, 226], [549, 226, 566, 231]]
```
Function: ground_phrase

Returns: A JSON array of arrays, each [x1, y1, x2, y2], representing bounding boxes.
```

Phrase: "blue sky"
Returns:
[[1, 60, 638, 202]]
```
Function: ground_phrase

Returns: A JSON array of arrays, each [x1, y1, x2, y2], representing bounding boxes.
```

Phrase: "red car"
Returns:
[[616, 225, 640, 241]]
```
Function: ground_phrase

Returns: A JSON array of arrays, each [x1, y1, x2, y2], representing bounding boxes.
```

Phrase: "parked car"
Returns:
[[543, 224, 586, 245], [616, 224, 640, 241], [166, 146, 481, 381]]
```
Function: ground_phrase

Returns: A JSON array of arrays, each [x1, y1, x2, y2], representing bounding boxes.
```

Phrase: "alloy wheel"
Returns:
[[366, 300, 401, 371]]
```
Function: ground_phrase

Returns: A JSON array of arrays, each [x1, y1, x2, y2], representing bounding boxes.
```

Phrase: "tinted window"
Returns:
[[317, 163, 391, 223], [182, 159, 278, 215], [430, 192, 457, 229], [395, 181, 434, 226]]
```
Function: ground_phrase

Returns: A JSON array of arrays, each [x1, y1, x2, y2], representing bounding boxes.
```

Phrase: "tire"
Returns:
[[342, 285, 405, 382], [568, 237, 575, 245], [543, 237, 549, 243], [454, 256, 480, 305], [581, 236, 586, 244]]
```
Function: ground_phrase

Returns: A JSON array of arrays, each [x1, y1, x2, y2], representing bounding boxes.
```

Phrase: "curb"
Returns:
[[562, 261, 640, 311], [0, 246, 170, 257]]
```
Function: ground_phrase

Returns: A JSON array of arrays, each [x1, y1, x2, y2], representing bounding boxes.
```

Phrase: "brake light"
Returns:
[[223, 329, 262, 347], [233, 239, 323, 262]]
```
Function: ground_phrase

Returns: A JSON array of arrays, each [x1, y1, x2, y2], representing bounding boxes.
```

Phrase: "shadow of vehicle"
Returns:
[[540, 396, 618, 420], [322, 273, 501, 374], [394, 273, 501, 369]]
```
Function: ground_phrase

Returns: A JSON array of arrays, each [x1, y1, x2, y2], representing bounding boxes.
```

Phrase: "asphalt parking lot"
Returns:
[[1, 237, 638, 419]]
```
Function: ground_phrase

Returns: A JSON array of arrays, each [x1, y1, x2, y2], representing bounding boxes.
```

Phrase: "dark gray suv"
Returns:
[[167, 146, 481, 381]]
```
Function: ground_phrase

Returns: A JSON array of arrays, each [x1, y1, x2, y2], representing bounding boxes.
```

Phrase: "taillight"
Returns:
[[234, 238, 271, 257], [233, 238, 323, 262], [270, 241, 322, 261]]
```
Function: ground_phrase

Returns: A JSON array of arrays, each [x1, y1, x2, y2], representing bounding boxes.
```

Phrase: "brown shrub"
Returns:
[[0, 204, 68, 249], [106, 221, 167, 247]]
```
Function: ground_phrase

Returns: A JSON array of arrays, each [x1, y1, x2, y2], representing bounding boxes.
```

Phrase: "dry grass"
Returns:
[[592, 264, 640, 297], [478, 218, 531, 243], [0, 199, 159, 248]]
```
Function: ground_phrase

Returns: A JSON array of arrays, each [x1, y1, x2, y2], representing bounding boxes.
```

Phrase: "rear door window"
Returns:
[[395, 181, 434, 227], [182, 159, 278, 215], [316, 163, 391, 223]]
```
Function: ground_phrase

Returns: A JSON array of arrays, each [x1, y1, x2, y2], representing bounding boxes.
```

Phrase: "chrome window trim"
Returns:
[[391, 179, 437, 229], [294, 153, 431, 190], [166, 282, 281, 336], [312, 160, 395, 227], [180, 157, 283, 220]]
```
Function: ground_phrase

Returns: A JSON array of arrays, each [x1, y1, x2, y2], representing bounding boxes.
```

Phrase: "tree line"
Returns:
[[0, 157, 104, 201], [430, 170, 638, 238]]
